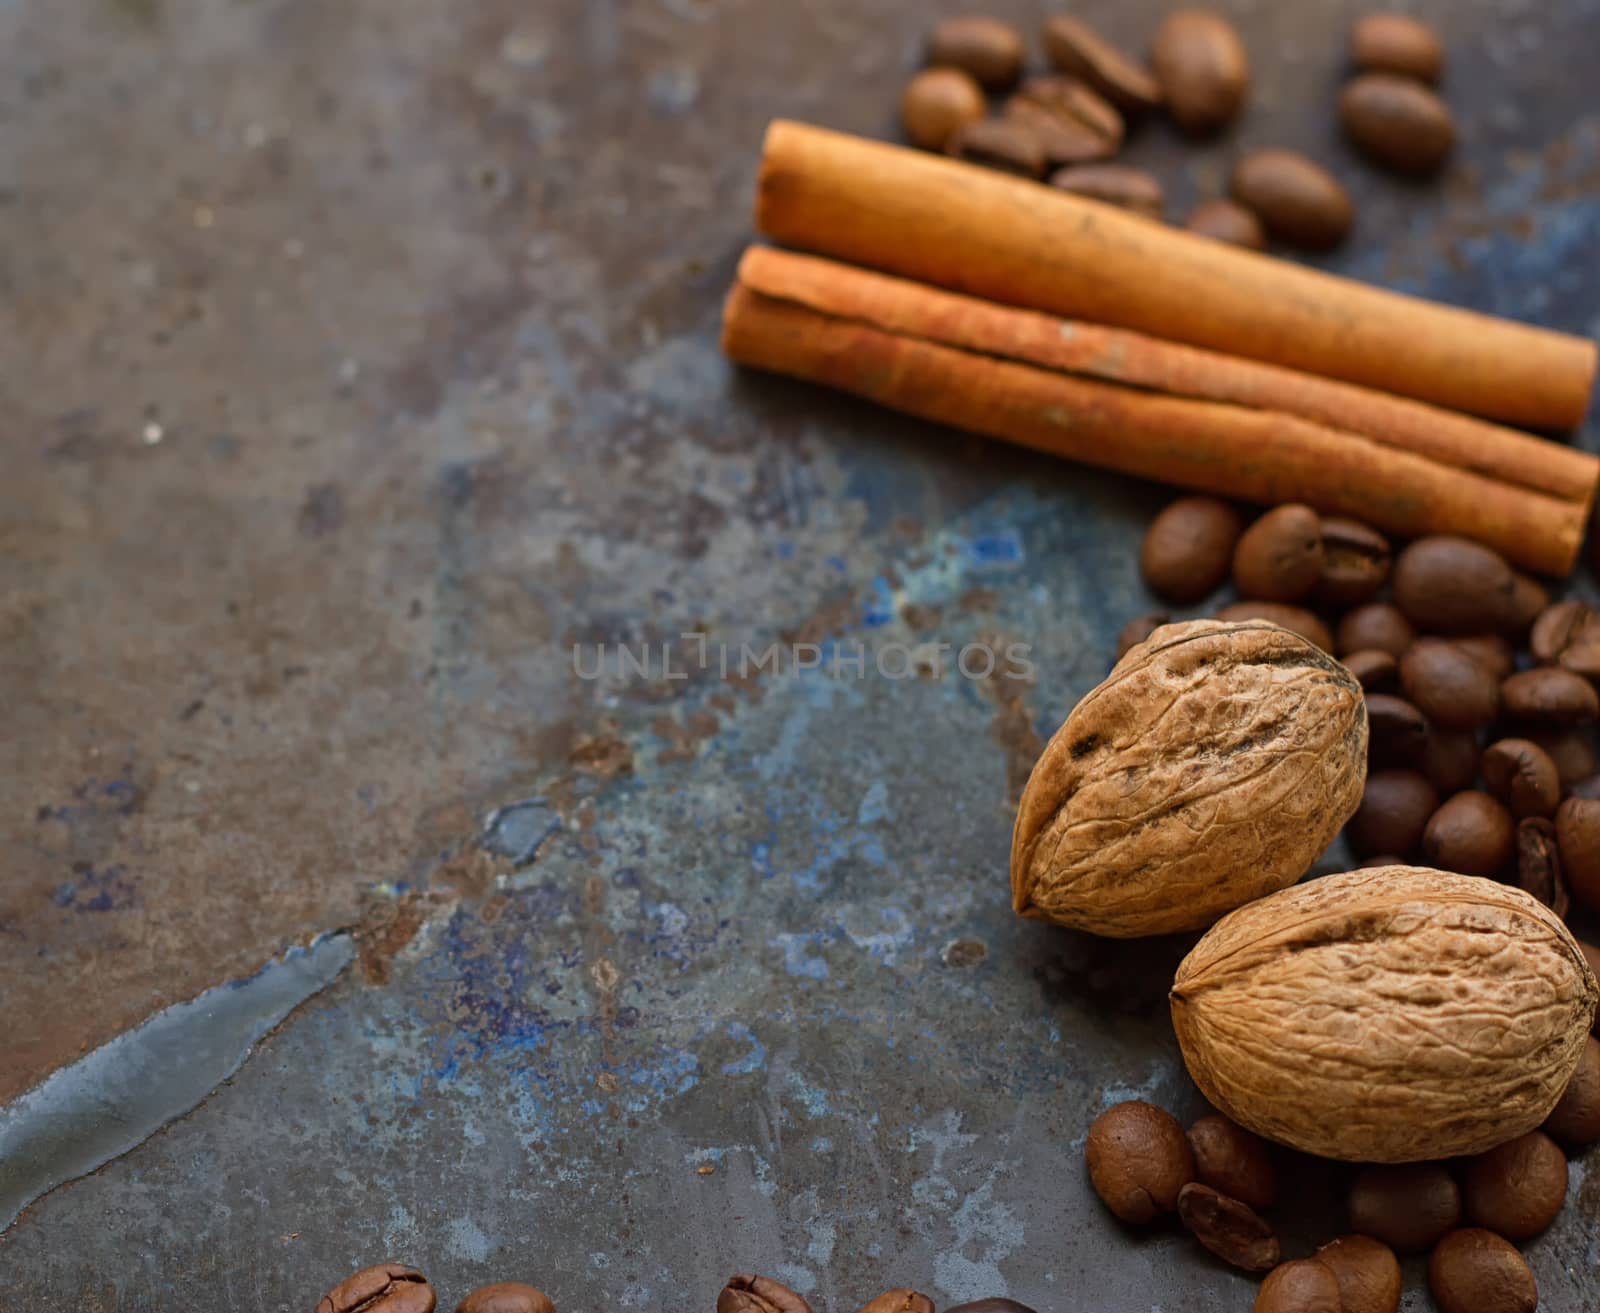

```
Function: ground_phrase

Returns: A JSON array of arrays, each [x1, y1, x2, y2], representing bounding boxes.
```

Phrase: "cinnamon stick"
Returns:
[[723, 248, 1596, 576], [755, 120, 1597, 432]]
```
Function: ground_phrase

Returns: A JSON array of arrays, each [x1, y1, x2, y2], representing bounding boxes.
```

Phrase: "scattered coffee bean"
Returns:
[[1315, 1234, 1402, 1313], [947, 118, 1047, 178], [1337, 603, 1415, 658], [1348, 769, 1437, 858], [1429, 1229, 1536, 1313], [1530, 600, 1591, 664], [1141, 496, 1243, 602], [1254, 1259, 1342, 1313], [1481, 739, 1560, 818], [1340, 74, 1454, 176], [1177, 1182, 1280, 1272], [901, 68, 987, 151], [1216, 601, 1333, 652], [1364, 693, 1429, 759], [316, 1266, 436, 1313], [1501, 667, 1600, 723], [1042, 16, 1162, 112], [1117, 611, 1171, 659], [1421, 789, 1515, 877], [1453, 634, 1516, 681], [1085, 1100, 1194, 1224], [1420, 729, 1483, 796], [718, 1275, 814, 1313], [1185, 198, 1266, 248], [1349, 1162, 1461, 1252], [928, 17, 1025, 90], [1342, 649, 1397, 692], [1515, 817, 1567, 915], [457, 1286, 555, 1313], [1527, 730, 1600, 788], [1352, 13, 1444, 84], [1544, 1034, 1600, 1147], [854, 1291, 934, 1313], [1230, 149, 1353, 249], [1392, 537, 1518, 635], [1399, 640, 1498, 730], [1233, 504, 1323, 603], [1187, 1113, 1276, 1209], [1009, 76, 1124, 164], [1556, 796, 1600, 912], [1316, 518, 1391, 608], [1049, 163, 1165, 218], [1463, 1130, 1567, 1242], [1506, 573, 1549, 639], [1150, 9, 1250, 135]]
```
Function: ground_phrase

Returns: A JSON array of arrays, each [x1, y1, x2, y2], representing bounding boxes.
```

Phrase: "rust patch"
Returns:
[[982, 638, 1044, 806], [902, 602, 943, 631], [356, 893, 426, 986], [959, 587, 1001, 613], [569, 733, 634, 779]]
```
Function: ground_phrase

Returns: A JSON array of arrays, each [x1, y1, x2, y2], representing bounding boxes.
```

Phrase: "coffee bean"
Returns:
[[853, 1291, 934, 1313], [948, 119, 1047, 178], [1531, 600, 1600, 678], [1428, 1229, 1536, 1313], [1337, 603, 1415, 658], [1453, 635, 1516, 682], [1421, 729, 1484, 795], [1253, 1260, 1342, 1313], [1501, 667, 1600, 723], [1515, 817, 1567, 915], [1216, 601, 1334, 653], [1399, 640, 1498, 730], [718, 1276, 814, 1313], [1187, 1113, 1276, 1209], [1340, 74, 1454, 176], [1009, 76, 1123, 164], [1048, 163, 1165, 219], [1481, 739, 1560, 818], [1141, 496, 1243, 602], [901, 68, 987, 151], [1350, 1162, 1461, 1252], [1178, 1182, 1280, 1272], [1231, 149, 1352, 249], [1528, 730, 1599, 788], [316, 1266, 436, 1313], [1233, 504, 1323, 602], [1392, 537, 1518, 635], [1117, 611, 1171, 659], [1421, 790, 1515, 876], [1315, 1235, 1402, 1313], [1463, 1130, 1567, 1241], [1364, 693, 1428, 759], [1086, 1099, 1194, 1224], [1506, 573, 1549, 639], [944, 1303, 1037, 1313], [1544, 1034, 1600, 1147], [1352, 13, 1444, 83], [1150, 10, 1250, 136], [1316, 518, 1391, 608], [457, 1286, 555, 1313], [1348, 769, 1437, 858], [1556, 796, 1600, 913], [928, 17, 1025, 90], [1042, 16, 1162, 112], [1185, 198, 1266, 249], [1342, 649, 1397, 692]]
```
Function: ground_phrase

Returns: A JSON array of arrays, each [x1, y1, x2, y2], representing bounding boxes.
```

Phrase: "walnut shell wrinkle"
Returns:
[[1171, 866, 1598, 1162], [1011, 619, 1367, 936]]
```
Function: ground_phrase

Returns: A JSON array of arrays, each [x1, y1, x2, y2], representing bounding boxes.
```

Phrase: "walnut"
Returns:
[[1171, 866, 1599, 1162], [1010, 619, 1367, 936]]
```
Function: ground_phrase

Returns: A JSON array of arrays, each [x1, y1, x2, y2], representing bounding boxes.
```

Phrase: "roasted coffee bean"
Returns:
[[1141, 496, 1243, 603], [1337, 603, 1414, 658], [1178, 1182, 1280, 1272], [1009, 76, 1123, 164], [1399, 640, 1498, 730], [457, 1286, 555, 1313], [1501, 667, 1600, 723], [1342, 649, 1397, 692], [1315, 1234, 1402, 1313], [901, 68, 987, 151], [1253, 1260, 1342, 1313], [1530, 599, 1591, 663], [1506, 573, 1549, 639], [1340, 74, 1454, 176], [1048, 163, 1165, 219], [1233, 504, 1323, 603], [1231, 149, 1352, 249], [1420, 729, 1483, 795], [944, 1303, 1037, 1313], [1515, 817, 1567, 915], [1117, 611, 1170, 659], [317, 1265, 436, 1313], [1085, 1099, 1194, 1224], [1453, 635, 1516, 682], [1348, 769, 1437, 858], [928, 17, 1025, 90], [719, 1276, 814, 1313], [854, 1291, 934, 1313], [1544, 1035, 1600, 1146], [1042, 16, 1162, 112], [1352, 13, 1444, 83], [1556, 796, 1600, 912], [1428, 1229, 1536, 1313], [1463, 1130, 1567, 1241], [1421, 790, 1515, 877], [1364, 693, 1428, 759], [1185, 198, 1266, 249], [1316, 518, 1391, 608], [1187, 1113, 1275, 1208], [1151, 10, 1250, 135], [1350, 1162, 1461, 1252], [947, 119, 1046, 178], [1392, 537, 1518, 635], [1481, 739, 1560, 818], [1216, 601, 1334, 652], [1529, 730, 1599, 788]]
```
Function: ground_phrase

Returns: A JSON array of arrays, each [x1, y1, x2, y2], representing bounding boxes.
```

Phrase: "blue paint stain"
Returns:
[[826, 555, 847, 572], [52, 864, 138, 913], [786, 1070, 832, 1119], [722, 1023, 767, 1076], [771, 932, 829, 980], [481, 798, 561, 866], [966, 530, 1024, 569], [862, 577, 894, 628], [856, 779, 889, 826], [776, 540, 795, 560]]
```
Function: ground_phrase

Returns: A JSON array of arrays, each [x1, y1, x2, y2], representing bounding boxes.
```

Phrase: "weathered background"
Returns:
[[2, 0, 1598, 1307]]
